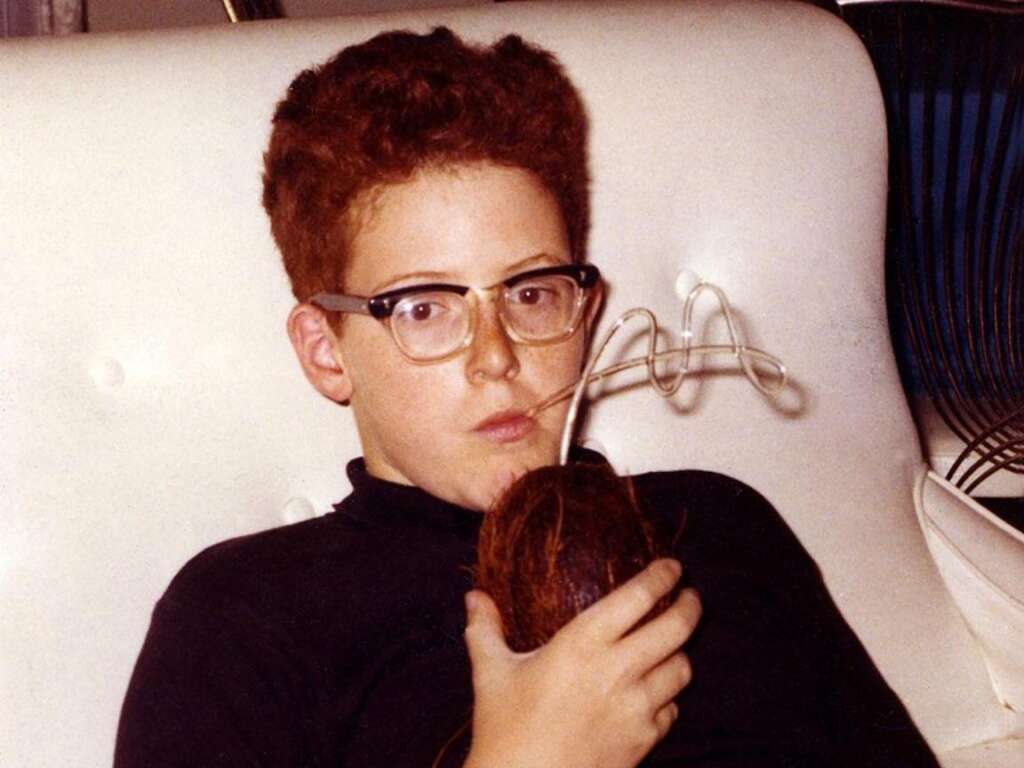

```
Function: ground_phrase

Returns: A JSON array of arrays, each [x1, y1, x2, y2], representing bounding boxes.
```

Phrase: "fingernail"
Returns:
[[464, 592, 478, 615], [666, 559, 683, 578]]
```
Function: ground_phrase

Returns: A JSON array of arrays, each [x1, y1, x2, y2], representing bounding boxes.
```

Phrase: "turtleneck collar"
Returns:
[[337, 457, 482, 535], [333, 448, 609, 536]]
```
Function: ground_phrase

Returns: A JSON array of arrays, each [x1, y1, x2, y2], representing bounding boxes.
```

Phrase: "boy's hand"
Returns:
[[463, 558, 701, 768]]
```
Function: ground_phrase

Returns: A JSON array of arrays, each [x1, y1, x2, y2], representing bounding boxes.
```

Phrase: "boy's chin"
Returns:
[[412, 439, 562, 511], [474, 450, 558, 511], [426, 458, 534, 513], [481, 464, 531, 511]]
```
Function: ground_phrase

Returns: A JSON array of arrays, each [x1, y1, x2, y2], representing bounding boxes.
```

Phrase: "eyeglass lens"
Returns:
[[390, 274, 584, 360]]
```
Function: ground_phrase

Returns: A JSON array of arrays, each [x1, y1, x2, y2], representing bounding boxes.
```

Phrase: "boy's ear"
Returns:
[[287, 303, 353, 404]]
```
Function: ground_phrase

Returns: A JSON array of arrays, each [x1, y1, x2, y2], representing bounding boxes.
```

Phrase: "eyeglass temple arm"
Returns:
[[309, 293, 372, 314]]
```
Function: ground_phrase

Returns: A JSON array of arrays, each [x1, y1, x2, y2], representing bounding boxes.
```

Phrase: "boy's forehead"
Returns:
[[343, 163, 570, 293]]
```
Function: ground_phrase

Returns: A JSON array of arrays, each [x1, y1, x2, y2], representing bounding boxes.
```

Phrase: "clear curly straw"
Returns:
[[521, 280, 789, 465]]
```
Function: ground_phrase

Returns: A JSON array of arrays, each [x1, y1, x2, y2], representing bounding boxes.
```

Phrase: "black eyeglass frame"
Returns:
[[310, 264, 600, 318], [309, 263, 601, 363]]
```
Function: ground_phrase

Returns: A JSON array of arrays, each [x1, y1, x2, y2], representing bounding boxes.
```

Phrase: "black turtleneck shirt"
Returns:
[[115, 456, 939, 767]]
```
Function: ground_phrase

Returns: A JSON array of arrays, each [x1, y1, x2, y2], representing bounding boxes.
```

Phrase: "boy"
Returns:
[[116, 27, 937, 768]]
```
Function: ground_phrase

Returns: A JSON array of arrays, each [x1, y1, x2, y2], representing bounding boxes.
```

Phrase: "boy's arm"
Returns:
[[808, 572, 941, 767], [640, 471, 940, 767], [715, 477, 940, 768], [114, 594, 309, 768]]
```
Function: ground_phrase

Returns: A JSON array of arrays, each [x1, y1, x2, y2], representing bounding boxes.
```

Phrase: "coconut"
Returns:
[[475, 462, 679, 653]]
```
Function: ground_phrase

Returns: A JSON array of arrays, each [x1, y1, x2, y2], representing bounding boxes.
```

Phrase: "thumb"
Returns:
[[464, 590, 511, 675]]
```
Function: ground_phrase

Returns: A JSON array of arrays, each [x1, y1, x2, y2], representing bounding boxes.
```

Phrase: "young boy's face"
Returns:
[[297, 163, 596, 511]]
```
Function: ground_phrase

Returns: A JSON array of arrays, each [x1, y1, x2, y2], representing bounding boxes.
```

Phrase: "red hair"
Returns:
[[262, 26, 590, 302]]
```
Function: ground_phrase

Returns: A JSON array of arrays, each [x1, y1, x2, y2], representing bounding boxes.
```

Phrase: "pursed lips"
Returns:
[[472, 409, 536, 443]]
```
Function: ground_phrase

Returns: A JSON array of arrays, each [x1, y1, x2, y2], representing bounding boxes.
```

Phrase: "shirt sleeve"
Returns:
[[797, 557, 941, 768], [730, 477, 938, 767], [114, 591, 312, 768], [640, 470, 940, 768]]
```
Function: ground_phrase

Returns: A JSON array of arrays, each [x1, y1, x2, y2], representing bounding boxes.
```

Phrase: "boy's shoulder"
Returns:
[[157, 509, 370, 622], [630, 466, 778, 521], [629, 467, 808, 564]]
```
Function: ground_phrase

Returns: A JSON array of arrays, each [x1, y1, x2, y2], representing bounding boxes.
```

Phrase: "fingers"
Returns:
[[652, 701, 680, 742], [571, 559, 684, 645], [619, 587, 702, 671], [464, 591, 511, 683], [642, 653, 693, 711]]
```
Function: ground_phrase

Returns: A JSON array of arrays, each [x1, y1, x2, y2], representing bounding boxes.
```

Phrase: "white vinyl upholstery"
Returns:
[[2, 1, 1022, 766]]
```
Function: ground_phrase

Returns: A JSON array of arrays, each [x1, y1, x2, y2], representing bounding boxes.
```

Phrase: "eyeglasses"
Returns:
[[310, 264, 601, 363]]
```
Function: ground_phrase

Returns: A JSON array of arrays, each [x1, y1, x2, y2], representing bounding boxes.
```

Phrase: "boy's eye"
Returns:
[[394, 293, 459, 323], [514, 286, 543, 305], [409, 301, 438, 321], [510, 283, 557, 307]]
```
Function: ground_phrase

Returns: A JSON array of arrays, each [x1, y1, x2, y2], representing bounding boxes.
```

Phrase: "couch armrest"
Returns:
[[915, 469, 1024, 712]]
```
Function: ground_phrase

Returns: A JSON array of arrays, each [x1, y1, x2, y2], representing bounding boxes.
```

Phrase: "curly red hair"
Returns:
[[262, 26, 590, 302]]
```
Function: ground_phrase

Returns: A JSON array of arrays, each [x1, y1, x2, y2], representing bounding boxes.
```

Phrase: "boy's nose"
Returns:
[[465, 299, 520, 382]]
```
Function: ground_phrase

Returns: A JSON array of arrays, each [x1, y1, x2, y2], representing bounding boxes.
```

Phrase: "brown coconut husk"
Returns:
[[474, 462, 681, 653]]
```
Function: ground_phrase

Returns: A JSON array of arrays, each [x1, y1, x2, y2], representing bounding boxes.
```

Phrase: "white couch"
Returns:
[[2, 1, 1021, 765]]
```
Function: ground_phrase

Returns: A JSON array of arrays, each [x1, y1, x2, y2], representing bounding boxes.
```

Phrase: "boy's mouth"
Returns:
[[473, 409, 536, 444]]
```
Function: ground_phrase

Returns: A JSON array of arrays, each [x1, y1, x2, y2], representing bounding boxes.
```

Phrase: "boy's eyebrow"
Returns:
[[370, 252, 567, 294], [370, 270, 453, 294], [499, 253, 565, 279]]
